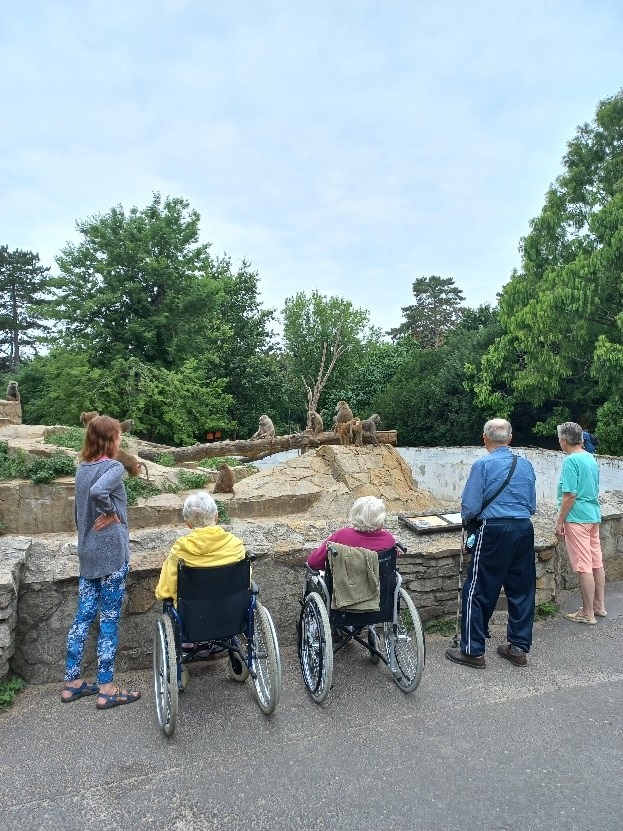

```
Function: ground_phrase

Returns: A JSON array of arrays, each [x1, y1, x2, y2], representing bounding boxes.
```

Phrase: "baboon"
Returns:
[[350, 417, 363, 447], [333, 400, 353, 429], [335, 421, 352, 446], [361, 413, 382, 446], [308, 411, 323, 435], [116, 448, 150, 480], [251, 414, 275, 440], [80, 412, 148, 479], [6, 381, 20, 402], [213, 462, 235, 494], [80, 411, 99, 427], [119, 419, 134, 433]]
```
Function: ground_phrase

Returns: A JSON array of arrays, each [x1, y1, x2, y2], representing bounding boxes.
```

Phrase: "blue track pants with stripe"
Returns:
[[461, 518, 535, 657]]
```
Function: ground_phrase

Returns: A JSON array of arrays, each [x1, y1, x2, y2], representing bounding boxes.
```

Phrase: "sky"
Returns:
[[2, 1, 622, 336]]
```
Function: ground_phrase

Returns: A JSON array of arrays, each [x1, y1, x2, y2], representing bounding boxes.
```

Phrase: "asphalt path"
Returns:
[[1, 583, 622, 831]]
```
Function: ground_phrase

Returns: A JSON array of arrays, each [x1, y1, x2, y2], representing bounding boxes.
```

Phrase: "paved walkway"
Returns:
[[1, 583, 622, 831]]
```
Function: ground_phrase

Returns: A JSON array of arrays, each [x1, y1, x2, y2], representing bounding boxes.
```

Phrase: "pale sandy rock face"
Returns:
[[230, 444, 441, 522]]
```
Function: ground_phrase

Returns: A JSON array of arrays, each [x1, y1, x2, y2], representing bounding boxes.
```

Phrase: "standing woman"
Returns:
[[60, 415, 141, 709], [555, 421, 606, 624]]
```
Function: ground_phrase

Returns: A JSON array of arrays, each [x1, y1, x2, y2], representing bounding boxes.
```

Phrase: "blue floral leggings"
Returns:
[[64, 562, 129, 685]]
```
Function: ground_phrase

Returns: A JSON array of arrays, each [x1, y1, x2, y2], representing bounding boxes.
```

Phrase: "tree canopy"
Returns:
[[389, 275, 465, 346], [472, 90, 623, 452], [0, 246, 51, 373]]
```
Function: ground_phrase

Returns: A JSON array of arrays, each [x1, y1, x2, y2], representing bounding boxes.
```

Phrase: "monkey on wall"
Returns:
[[349, 417, 363, 447], [80, 411, 148, 478], [333, 400, 353, 429], [361, 414, 381, 446], [308, 411, 323, 435], [213, 462, 235, 494], [6, 381, 20, 402], [335, 421, 352, 446], [251, 414, 275, 440]]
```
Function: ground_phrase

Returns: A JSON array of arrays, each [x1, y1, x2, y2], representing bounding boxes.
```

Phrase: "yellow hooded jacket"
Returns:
[[155, 525, 246, 603]]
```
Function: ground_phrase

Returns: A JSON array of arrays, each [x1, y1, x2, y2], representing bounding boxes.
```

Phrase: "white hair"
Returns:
[[483, 418, 512, 443], [348, 496, 386, 532], [182, 491, 218, 528], [557, 421, 583, 446]]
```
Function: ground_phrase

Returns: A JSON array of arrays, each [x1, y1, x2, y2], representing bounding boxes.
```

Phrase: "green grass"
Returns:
[[45, 426, 85, 452], [154, 452, 176, 467], [198, 456, 243, 469], [176, 470, 209, 490], [425, 617, 456, 636], [0, 677, 26, 710]]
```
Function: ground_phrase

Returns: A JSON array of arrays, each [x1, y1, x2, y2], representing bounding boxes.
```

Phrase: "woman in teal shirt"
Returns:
[[555, 422, 606, 624]]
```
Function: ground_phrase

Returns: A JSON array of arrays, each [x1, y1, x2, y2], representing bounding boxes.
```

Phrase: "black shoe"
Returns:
[[497, 643, 527, 667], [445, 647, 485, 669]]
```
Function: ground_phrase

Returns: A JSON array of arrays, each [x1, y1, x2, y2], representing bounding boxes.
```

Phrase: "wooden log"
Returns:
[[136, 430, 396, 464]]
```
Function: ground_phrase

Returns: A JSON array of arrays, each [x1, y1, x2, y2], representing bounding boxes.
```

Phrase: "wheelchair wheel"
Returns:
[[385, 588, 425, 694], [367, 626, 381, 664], [228, 638, 250, 683], [153, 614, 178, 736], [251, 602, 282, 715], [298, 591, 333, 703]]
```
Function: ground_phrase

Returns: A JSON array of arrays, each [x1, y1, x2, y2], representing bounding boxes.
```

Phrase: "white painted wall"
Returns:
[[398, 447, 623, 504]]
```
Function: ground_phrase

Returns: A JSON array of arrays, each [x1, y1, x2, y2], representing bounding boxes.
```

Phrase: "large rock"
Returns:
[[228, 444, 442, 520]]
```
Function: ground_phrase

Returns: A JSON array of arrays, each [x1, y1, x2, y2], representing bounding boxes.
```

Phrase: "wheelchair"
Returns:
[[153, 554, 282, 736], [297, 542, 425, 703]]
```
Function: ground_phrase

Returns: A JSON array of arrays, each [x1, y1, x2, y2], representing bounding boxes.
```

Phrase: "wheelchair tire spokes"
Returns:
[[250, 601, 282, 715], [384, 588, 425, 694], [298, 591, 333, 704], [153, 615, 178, 737]]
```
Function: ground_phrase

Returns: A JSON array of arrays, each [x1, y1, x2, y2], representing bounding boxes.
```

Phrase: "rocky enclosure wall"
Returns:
[[3, 502, 623, 684]]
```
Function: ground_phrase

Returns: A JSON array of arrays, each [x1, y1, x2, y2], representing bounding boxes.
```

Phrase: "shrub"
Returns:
[[0, 677, 26, 710], [176, 470, 209, 490], [154, 452, 177, 467]]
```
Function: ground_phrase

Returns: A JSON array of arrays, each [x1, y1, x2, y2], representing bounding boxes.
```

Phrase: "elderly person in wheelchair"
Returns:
[[298, 495, 425, 702], [152, 491, 281, 735]]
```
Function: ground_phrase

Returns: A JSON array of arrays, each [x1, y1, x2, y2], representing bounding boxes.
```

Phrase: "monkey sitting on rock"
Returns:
[[333, 400, 353, 430], [213, 463, 235, 495], [79, 411, 148, 479], [361, 414, 381, 445], [6, 381, 20, 403], [251, 414, 275, 440]]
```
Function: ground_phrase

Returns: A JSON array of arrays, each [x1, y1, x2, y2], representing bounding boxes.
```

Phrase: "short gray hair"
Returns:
[[557, 421, 583, 446], [183, 491, 218, 528], [348, 496, 386, 532], [483, 418, 512, 443]]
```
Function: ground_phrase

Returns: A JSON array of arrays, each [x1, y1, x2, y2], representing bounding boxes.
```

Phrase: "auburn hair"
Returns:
[[81, 415, 121, 462]]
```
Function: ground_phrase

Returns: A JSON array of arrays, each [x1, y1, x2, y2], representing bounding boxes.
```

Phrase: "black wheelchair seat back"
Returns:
[[326, 546, 398, 627], [177, 556, 252, 642]]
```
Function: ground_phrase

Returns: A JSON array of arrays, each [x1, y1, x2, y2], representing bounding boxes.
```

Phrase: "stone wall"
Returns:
[[0, 399, 22, 426], [4, 500, 623, 684]]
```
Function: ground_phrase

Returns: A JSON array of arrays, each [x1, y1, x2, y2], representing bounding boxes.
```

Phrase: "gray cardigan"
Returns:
[[74, 459, 130, 579]]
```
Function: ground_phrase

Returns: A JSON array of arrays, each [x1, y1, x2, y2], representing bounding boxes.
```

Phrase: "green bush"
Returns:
[[0, 677, 26, 710], [176, 470, 209, 490], [535, 601, 559, 619], [198, 456, 243, 469], [0, 443, 76, 484], [124, 477, 161, 506], [214, 500, 230, 523]]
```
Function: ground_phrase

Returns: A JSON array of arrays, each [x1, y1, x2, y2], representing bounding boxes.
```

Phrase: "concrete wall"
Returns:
[[399, 447, 623, 504]]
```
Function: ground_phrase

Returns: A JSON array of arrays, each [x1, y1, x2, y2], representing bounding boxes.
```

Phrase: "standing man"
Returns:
[[446, 418, 537, 669], [555, 422, 606, 624]]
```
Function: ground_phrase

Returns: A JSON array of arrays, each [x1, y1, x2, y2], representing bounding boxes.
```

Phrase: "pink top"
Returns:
[[307, 527, 396, 570]]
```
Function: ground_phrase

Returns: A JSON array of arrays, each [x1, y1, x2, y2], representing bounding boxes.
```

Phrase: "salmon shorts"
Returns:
[[563, 522, 603, 573]]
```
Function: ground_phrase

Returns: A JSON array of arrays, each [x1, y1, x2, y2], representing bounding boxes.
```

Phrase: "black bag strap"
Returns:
[[479, 454, 518, 514]]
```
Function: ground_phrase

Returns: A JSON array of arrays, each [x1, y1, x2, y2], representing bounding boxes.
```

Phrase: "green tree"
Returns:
[[473, 90, 623, 451], [378, 305, 500, 446], [389, 275, 465, 347], [48, 193, 228, 368], [281, 291, 382, 421], [0, 246, 52, 372]]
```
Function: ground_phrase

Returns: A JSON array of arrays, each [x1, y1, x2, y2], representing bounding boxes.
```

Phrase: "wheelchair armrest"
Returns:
[[396, 541, 407, 554], [246, 551, 257, 562], [305, 563, 320, 576], [162, 599, 174, 612], [250, 579, 259, 594]]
